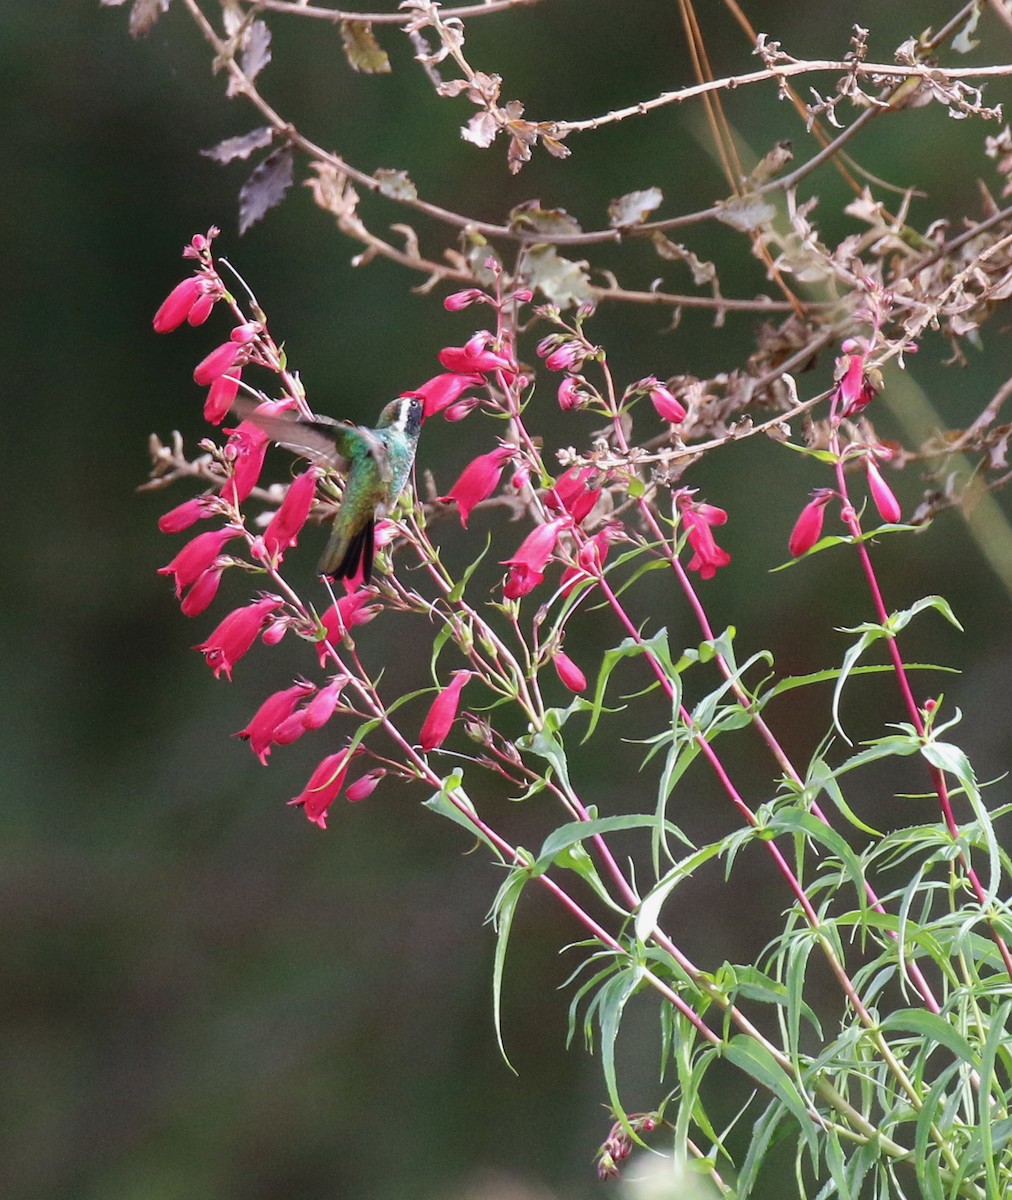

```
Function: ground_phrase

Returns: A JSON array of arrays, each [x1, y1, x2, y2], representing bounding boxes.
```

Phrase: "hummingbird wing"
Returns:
[[230, 399, 390, 477]]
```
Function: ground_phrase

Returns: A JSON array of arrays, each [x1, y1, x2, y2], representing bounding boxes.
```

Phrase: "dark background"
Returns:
[[4, 3, 1012, 1198]]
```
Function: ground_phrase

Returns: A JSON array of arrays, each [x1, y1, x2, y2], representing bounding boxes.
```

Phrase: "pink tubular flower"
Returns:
[[443, 288, 485, 311], [835, 342, 878, 419], [180, 566, 224, 617], [196, 596, 283, 680], [557, 376, 586, 411], [229, 323, 260, 344], [553, 651, 587, 693], [544, 341, 585, 373], [866, 459, 901, 523], [345, 768, 386, 803], [546, 467, 600, 526], [419, 670, 472, 752], [439, 446, 513, 527], [263, 468, 319, 559], [237, 681, 315, 765], [438, 332, 514, 376], [187, 291, 216, 327], [678, 498, 731, 580], [300, 677, 347, 730], [649, 383, 687, 424], [153, 276, 203, 333], [204, 370, 242, 425], [221, 420, 270, 504], [789, 489, 834, 557], [193, 341, 242, 387], [408, 372, 484, 419], [502, 517, 568, 599], [442, 397, 482, 422], [158, 526, 237, 597], [158, 495, 213, 535], [289, 748, 358, 829], [560, 526, 618, 595], [315, 592, 383, 663]]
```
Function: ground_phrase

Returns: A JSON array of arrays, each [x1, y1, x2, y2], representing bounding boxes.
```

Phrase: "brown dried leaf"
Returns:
[[101, 0, 171, 37], [373, 169, 418, 202], [509, 201, 581, 237], [239, 146, 294, 235], [462, 111, 498, 148], [340, 20, 391, 74], [241, 19, 272, 83], [745, 141, 793, 188], [608, 187, 664, 229], [521, 245, 593, 309], [714, 193, 777, 233], [202, 127, 274, 165]]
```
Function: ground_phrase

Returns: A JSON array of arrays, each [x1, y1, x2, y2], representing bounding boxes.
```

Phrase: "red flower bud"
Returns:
[[194, 341, 242, 387], [649, 384, 687, 424], [553, 651, 587, 693], [788, 489, 834, 557], [153, 276, 203, 333], [419, 670, 471, 752], [866, 459, 901, 523]]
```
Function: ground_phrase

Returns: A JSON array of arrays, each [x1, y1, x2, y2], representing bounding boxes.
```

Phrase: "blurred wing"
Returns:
[[230, 399, 367, 470]]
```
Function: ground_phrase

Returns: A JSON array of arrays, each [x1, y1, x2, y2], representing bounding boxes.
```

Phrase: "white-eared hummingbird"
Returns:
[[236, 395, 424, 584]]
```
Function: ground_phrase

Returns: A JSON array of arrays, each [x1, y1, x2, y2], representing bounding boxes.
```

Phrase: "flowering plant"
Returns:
[[118, 0, 1012, 1193]]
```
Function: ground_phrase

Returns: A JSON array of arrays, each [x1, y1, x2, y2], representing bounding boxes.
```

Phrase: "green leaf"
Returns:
[[723, 1036, 819, 1160], [488, 867, 529, 1073], [537, 814, 688, 874], [635, 843, 725, 943], [879, 1009, 975, 1067], [583, 628, 673, 741], [767, 808, 867, 904], [806, 755, 884, 838], [976, 999, 1011, 1199], [422, 774, 504, 861], [448, 533, 493, 602], [596, 967, 645, 1126]]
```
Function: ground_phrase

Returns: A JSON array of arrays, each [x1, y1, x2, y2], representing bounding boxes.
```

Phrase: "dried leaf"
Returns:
[[952, 6, 981, 54], [714, 193, 777, 233], [373, 169, 418, 202], [340, 20, 390, 74], [649, 233, 716, 286], [509, 201, 581, 237], [608, 187, 663, 229], [462, 111, 498, 148], [241, 20, 272, 83], [239, 146, 294, 235], [101, 0, 171, 37], [521, 245, 593, 309], [202, 127, 274, 165], [745, 141, 793, 188], [436, 79, 471, 98], [459, 230, 500, 286]]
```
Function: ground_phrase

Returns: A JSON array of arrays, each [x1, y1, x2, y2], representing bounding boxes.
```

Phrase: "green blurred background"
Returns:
[[4, 3, 1012, 1197]]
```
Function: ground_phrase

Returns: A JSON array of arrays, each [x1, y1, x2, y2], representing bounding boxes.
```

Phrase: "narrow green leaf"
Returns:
[[879, 1009, 976, 1067], [723, 1036, 818, 1160], [488, 867, 530, 1074], [597, 968, 644, 1126], [423, 774, 504, 861]]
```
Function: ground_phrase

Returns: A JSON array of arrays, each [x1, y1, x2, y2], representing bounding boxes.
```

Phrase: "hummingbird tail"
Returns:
[[320, 519, 375, 585]]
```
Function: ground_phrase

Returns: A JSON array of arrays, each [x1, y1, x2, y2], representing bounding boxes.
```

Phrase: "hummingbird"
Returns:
[[236, 395, 425, 584]]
